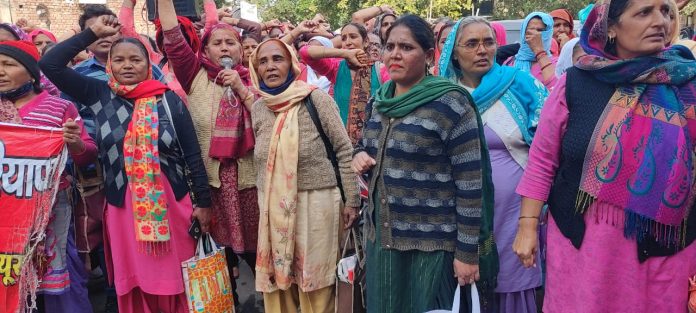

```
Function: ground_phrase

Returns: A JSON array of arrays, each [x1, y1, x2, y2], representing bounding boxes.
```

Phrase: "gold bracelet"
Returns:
[[243, 89, 255, 102], [519, 216, 539, 220]]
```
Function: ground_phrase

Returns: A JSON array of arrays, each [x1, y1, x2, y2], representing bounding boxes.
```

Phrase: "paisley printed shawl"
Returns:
[[347, 63, 372, 145], [107, 58, 171, 249], [575, 7, 696, 246], [249, 39, 316, 292]]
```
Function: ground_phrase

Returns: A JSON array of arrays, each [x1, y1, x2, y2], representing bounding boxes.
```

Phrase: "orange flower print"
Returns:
[[157, 225, 168, 236], [135, 186, 147, 199], [135, 167, 145, 179], [134, 148, 143, 161], [136, 205, 147, 217], [141, 225, 152, 235]]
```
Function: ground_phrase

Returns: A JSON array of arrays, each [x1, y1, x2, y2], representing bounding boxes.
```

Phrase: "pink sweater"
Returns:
[[17, 91, 98, 189], [298, 45, 390, 95], [515, 75, 567, 200]]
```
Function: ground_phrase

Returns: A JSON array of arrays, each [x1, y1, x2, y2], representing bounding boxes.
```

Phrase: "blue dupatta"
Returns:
[[438, 18, 548, 144], [513, 12, 555, 73]]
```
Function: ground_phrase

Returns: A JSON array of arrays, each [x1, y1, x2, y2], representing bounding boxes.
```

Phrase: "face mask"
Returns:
[[0, 80, 34, 101]]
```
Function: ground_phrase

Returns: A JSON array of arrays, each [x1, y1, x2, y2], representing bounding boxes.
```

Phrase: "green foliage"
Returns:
[[361, 0, 474, 19], [247, 0, 472, 26], [224, 0, 592, 26], [493, 0, 591, 20]]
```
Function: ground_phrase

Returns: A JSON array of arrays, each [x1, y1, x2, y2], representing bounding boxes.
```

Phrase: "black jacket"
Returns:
[[39, 29, 212, 209]]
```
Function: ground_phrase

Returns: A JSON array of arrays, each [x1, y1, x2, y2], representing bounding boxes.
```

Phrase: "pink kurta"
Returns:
[[516, 75, 696, 312], [103, 177, 195, 312], [504, 56, 558, 90]]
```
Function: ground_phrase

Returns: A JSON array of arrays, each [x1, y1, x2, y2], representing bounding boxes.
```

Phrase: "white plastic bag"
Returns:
[[337, 254, 358, 283], [424, 282, 480, 313]]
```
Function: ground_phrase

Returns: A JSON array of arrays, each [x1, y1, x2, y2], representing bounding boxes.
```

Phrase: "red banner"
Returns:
[[0, 122, 67, 313]]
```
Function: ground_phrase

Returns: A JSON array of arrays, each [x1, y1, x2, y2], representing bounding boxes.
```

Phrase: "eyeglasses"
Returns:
[[369, 43, 382, 50], [456, 39, 496, 52]]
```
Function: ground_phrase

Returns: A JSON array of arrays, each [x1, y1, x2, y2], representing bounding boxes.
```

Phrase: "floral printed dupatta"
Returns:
[[107, 58, 171, 252]]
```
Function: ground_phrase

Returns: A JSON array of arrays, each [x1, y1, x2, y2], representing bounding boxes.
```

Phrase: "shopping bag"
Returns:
[[336, 227, 366, 313], [181, 234, 235, 313], [425, 282, 480, 313]]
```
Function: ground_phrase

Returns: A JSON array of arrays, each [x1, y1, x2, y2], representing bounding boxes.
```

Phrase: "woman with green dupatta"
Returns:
[[351, 14, 498, 313]]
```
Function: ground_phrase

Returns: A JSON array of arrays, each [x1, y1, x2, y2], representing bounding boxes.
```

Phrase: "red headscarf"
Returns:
[[550, 9, 576, 41], [29, 29, 56, 43]]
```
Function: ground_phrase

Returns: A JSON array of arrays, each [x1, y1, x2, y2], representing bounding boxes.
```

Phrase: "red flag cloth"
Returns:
[[0, 123, 68, 313]]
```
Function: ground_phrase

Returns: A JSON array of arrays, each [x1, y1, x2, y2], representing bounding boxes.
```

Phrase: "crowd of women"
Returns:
[[2, 0, 696, 312]]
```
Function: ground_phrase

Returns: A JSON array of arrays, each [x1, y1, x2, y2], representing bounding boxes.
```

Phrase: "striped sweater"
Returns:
[[16, 91, 97, 189], [356, 90, 484, 264]]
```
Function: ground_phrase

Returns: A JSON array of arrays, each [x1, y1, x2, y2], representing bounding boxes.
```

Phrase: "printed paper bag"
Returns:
[[181, 234, 235, 313]]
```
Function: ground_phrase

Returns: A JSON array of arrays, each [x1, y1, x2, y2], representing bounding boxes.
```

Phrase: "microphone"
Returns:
[[220, 57, 238, 106], [221, 57, 235, 70]]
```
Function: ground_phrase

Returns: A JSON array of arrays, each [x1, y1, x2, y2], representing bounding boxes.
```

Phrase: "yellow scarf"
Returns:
[[249, 39, 315, 291]]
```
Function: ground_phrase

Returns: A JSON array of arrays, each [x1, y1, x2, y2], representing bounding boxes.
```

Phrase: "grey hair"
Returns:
[[456, 16, 496, 42]]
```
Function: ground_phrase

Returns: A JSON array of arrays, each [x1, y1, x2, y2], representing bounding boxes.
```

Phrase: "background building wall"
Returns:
[[2, 0, 157, 37]]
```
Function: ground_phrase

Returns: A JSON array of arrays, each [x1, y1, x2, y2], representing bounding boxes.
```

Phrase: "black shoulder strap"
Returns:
[[304, 92, 346, 203]]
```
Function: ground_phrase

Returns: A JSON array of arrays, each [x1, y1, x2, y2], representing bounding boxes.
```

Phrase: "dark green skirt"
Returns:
[[365, 199, 458, 313]]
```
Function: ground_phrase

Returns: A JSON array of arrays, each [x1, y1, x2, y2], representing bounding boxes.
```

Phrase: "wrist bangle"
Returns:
[[519, 216, 539, 220], [377, 6, 383, 14], [243, 91, 254, 102], [535, 51, 546, 59], [540, 62, 553, 72]]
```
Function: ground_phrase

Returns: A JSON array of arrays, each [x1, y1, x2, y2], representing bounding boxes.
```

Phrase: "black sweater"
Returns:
[[39, 29, 212, 209]]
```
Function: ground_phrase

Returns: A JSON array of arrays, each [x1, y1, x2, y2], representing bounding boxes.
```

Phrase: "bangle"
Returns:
[[243, 91, 254, 102], [377, 6, 384, 14], [540, 62, 553, 72], [519, 216, 539, 220], [535, 51, 546, 60]]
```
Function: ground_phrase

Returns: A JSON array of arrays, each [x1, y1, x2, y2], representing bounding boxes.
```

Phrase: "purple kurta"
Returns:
[[484, 126, 540, 312]]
